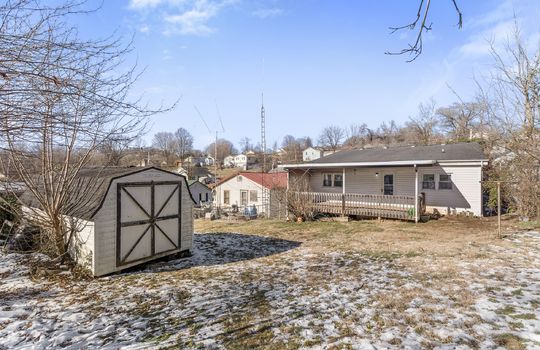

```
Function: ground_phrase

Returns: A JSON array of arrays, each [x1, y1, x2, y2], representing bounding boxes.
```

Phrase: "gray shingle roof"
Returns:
[[308, 142, 486, 164]]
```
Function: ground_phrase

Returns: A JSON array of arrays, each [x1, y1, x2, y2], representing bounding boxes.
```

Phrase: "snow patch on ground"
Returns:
[[0, 231, 539, 349]]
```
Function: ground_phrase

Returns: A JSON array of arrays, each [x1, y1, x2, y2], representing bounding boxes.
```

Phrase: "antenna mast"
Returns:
[[261, 92, 268, 216]]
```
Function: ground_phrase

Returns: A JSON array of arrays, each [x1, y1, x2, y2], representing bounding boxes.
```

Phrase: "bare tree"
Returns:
[[239, 137, 252, 153], [99, 137, 133, 166], [281, 135, 302, 163], [152, 132, 175, 164], [387, 0, 463, 62], [173, 127, 193, 160], [436, 102, 481, 141], [205, 138, 236, 164], [318, 125, 345, 152], [405, 99, 439, 145], [480, 22, 540, 218], [0, 0, 168, 258], [377, 120, 402, 145]]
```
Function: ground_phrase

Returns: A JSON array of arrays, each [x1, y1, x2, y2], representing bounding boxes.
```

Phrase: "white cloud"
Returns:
[[129, 0, 237, 36], [252, 8, 284, 19], [139, 24, 150, 33], [129, 0, 166, 9]]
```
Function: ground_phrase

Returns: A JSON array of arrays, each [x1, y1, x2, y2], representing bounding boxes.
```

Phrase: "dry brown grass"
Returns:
[[195, 215, 520, 258]]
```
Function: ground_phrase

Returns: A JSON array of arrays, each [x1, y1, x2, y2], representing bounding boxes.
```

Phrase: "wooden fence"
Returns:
[[288, 191, 425, 221]]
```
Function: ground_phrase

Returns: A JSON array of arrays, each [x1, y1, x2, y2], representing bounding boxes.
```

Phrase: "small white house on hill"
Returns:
[[303, 147, 335, 162], [213, 172, 287, 217], [22, 167, 195, 276]]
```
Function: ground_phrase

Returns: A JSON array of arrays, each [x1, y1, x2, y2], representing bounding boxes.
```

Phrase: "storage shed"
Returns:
[[23, 167, 195, 276]]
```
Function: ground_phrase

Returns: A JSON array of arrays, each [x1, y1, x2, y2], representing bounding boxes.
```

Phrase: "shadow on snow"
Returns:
[[127, 232, 301, 274]]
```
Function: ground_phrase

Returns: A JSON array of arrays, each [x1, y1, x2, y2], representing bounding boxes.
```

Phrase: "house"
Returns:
[[302, 147, 336, 162], [188, 180, 213, 206], [213, 171, 287, 217], [234, 153, 258, 170], [223, 155, 236, 167], [283, 142, 488, 220], [184, 155, 215, 167], [21, 167, 195, 276]]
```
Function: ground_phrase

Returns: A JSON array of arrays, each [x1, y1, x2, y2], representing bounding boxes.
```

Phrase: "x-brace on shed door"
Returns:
[[116, 181, 182, 267]]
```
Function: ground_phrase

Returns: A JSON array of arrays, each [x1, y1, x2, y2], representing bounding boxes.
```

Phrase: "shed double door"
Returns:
[[116, 181, 182, 266]]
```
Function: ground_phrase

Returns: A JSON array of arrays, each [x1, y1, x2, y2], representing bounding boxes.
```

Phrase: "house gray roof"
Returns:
[[286, 142, 486, 168]]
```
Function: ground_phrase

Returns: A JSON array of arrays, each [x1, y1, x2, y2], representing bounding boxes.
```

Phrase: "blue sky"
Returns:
[[75, 0, 540, 150]]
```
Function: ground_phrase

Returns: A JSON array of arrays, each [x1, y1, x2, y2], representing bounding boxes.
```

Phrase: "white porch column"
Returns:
[[414, 164, 418, 224], [342, 168, 346, 194]]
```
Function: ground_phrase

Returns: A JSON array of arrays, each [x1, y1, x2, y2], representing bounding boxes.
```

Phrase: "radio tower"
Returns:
[[260, 92, 268, 216]]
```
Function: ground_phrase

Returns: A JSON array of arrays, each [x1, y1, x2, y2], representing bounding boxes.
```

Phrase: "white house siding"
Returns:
[[92, 169, 193, 277], [305, 163, 483, 216], [420, 163, 483, 217], [189, 182, 213, 206], [303, 148, 323, 162], [215, 175, 270, 214]]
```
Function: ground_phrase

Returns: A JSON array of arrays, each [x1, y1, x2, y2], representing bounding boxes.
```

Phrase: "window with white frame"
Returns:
[[323, 174, 333, 187], [422, 174, 435, 189], [250, 190, 258, 202], [333, 174, 343, 187], [439, 174, 453, 190], [323, 173, 343, 187]]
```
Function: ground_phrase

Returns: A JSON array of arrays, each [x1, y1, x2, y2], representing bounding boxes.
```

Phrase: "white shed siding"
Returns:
[[92, 169, 193, 276], [306, 163, 483, 216]]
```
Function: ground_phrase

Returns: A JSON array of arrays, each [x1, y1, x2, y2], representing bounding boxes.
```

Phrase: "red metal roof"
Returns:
[[239, 172, 287, 189]]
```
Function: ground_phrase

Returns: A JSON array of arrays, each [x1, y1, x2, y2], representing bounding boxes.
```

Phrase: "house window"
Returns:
[[439, 174, 453, 190], [250, 190, 258, 202], [383, 174, 394, 195], [205, 193, 209, 202], [198, 193, 202, 202], [333, 174, 343, 187], [237, 176, 242, 182], [422, 174, 435, 190], [323, 174, 333, 187], [223, 190, 230, 205]]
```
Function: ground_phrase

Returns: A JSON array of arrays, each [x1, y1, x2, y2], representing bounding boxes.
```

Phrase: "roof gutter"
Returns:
[[280, 160, 437, 169]]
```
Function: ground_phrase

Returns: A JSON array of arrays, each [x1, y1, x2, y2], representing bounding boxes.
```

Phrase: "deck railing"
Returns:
[[288, 191, 425, 221]]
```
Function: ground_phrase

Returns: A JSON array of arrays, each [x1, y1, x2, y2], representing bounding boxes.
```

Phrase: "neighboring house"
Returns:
[[223, 155, 236, 167], [302, 147, 336, 162], [234, 153, 258, 170], [303, 147, 323, 162], [188, 180, 213, 206], [283, 142, 488, 219], [184, 155, 215, 167], [20, 167, 194, 276], [213, 172, 287, 217]]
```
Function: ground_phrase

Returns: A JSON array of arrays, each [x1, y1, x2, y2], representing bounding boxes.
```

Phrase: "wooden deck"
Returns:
[[288, 191, 425, 221]]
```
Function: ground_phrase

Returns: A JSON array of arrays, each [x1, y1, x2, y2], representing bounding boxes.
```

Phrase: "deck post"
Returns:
[[342, 168, 346, 217], [414, 165, 418, 224]]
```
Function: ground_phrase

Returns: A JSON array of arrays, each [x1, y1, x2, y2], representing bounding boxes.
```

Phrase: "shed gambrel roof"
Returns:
[[285, 142, 487, 168], [20, 166, 195, 221]]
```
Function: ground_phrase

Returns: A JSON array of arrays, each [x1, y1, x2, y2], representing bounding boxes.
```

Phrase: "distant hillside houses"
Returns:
[[224, 151, 258, 170], [303, 147, 335, 162], [184, 155, 215, 167]]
